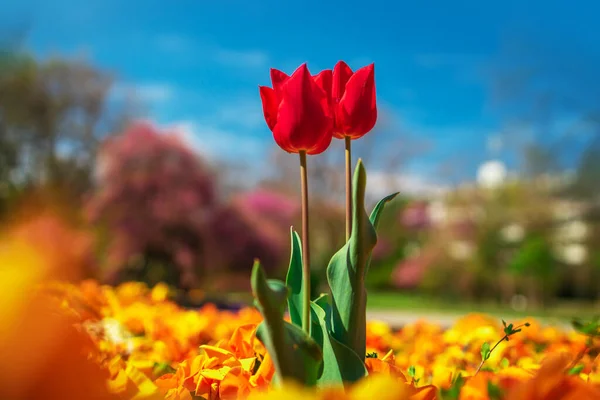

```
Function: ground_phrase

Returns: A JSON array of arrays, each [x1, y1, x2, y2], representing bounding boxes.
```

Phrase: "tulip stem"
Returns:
[[345, 135, 352, 241], [299, 150, 311, 334]]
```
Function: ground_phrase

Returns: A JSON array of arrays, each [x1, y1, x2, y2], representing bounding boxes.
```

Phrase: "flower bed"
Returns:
[[13, 280, 600, 399]]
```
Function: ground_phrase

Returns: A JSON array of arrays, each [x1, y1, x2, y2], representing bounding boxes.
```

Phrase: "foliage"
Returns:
[[405, 179, 583, 306], [0, 50, 129, 219], [509, 235, 555, 277], [251, 160, 397, 386], [476, 320, 530, 374]]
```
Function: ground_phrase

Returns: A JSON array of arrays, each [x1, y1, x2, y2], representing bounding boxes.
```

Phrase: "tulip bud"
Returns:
[[259, 64, 333, 155], [331, 61, 377, 140]]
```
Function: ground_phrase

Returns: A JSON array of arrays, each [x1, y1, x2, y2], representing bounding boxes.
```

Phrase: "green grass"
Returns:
[[200, 290, 600, 323], [366, 291, 600, 321]]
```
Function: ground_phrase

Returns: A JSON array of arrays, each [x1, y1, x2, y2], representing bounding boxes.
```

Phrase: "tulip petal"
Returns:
[[272, 98, 295, 153], [313, 69, 333, 100], [332, 61, 353, 102], [270, 68, 289, 98], [259, 86, 278, 131], [313, 69, 334, 123], [307, 122, 333, 155]]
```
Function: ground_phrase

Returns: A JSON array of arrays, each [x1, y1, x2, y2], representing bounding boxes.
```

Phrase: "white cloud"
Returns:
[[213, 48, 269, 68], [154, 34, 269, 68], [164, 120, 265, 161], [111, 82, 175, 103], [213, 98, 265, 129], [161, 120, 269, 190], [367, 171, 448, 199], [136, 83, 175, 102]]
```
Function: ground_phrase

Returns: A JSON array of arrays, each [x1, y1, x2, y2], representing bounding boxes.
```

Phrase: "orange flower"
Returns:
[[507, 353, 600, 399], [0, 216, 116, 400], [250, 352, 275, 390], [458, 372, 494, 400], [366, 350, 406, 378], [155, 360, 193, 400], [11, 213, 600, 400]]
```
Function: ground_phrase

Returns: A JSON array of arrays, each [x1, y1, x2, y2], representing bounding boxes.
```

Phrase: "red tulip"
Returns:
[[331, 61, 377, 139], [259, 64, 333, 155]]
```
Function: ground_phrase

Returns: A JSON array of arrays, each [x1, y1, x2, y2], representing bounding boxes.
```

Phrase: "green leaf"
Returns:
[[504, 323, 514, 335], [309, 295, 367, 385], [368, 192, 400, 229], [366, 191, 399, 275], [440, 374, 464, 399], [251, 261, 322, 386], [572, 318, 600, 336], [152, 362, 176, 378], [327, 160, 396, 363], [285, 228, 304, 328], [487, 381, 504, 400], [408, 365, 416, 378], [568, 364, 585, 375], [481, 342, 491, 361]]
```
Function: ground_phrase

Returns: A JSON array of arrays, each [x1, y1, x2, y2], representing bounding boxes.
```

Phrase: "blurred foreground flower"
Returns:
[[247, 374, 435, 400], [0, 214, 116, 399]]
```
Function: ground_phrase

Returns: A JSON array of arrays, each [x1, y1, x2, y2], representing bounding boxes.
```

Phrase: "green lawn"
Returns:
[[366, 291, 600, 321], [200, 288, 599, 323]]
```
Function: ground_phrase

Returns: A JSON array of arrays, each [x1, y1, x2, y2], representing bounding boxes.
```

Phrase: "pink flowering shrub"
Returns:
[[86, 122, 217, 288], [400, 200, 431, 230], [210, 189, 299, 275]]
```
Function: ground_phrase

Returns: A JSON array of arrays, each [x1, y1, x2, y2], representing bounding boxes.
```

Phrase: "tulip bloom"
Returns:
[[259, 64, 333, 155], [259, 63, 334, 333], [331, 61, 377, 139]]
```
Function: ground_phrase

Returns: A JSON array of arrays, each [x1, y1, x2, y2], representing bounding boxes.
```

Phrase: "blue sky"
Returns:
[[4, 0, 600, 192]]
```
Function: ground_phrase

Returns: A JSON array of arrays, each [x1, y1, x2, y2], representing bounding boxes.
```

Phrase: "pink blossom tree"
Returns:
[[86, 122, 216, 288]]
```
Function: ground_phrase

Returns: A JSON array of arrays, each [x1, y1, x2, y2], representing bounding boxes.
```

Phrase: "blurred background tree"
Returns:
[[86, 122, 217, 288], [0, 47, 130, 221], [86, 122, 295, 291]]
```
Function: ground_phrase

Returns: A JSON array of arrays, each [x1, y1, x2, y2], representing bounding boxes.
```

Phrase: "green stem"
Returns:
[[299, 151, 311, 334], [474, 323, 529, 375], [474, 338, 503, 375], [345, 136, 352, 241]]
